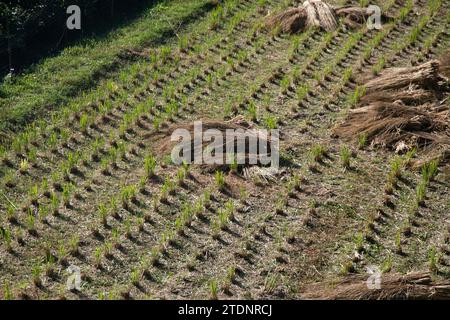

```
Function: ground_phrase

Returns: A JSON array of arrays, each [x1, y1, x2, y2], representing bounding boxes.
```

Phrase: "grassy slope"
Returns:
[[0, 0, 214, 137], [0, 0, 449, 299]]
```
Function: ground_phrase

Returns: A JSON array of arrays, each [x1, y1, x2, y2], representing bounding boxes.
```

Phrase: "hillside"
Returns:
[[0, 0, 449, 300]]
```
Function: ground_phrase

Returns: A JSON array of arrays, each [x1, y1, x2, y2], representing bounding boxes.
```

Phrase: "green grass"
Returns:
[[209, 279, 219, 300], [428, 246, 439, 273], [0, 0, 216, 140], [357, 133, 368, 149], [310, 144, 327, 162], [215, 170, 226, 191], [340, 145, 351, 169], [296, 84, 310, 101], [359, 0, 370, 7], [144, 154, 157, 178], [372, 56, 385, 75], [264, 274, 279, 293], [349, 86, 366, 107], [421, 159, 439, 183], [3, 281, 13, 300], [0, 0, 447, 299], [389, 156, 403, 179], [415, 181, 427, 205], [31, 263, 42, 287]]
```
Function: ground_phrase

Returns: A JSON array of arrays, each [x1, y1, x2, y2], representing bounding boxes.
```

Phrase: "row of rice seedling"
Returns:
[[0, 0, 268, 178], [110, 173, 246, 299], [280, 1, 447, 273], [299, 0, 417, 111], [221, 0, 406, 124], [322, 0, 441, 114], [1, 2, 289, 222], [2, 158, 200, 296]]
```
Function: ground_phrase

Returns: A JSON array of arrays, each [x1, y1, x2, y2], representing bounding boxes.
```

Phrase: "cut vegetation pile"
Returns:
[[301, 271, 450, 300], [334, 59, 450, 151], [149, 116, 276, 171], [265, 0, 391, 34], [266, 0, 337, 33], [1, 0, 449, 300]]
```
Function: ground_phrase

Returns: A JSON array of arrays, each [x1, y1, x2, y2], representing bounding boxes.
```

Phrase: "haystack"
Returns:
[[334, 59, 450, 151], [266, 0, 337, 33], [266, 7, 308, 34], [265, 0, 391, 34], [334, 102, 449, 148], [301, 271, 450, 300], [363, 61, 442, 94], [303, 0, 338, 31], [147, 116, 278, 172]]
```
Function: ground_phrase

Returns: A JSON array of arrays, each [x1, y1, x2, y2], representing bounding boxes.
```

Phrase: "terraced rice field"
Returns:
[[0, 0, 449, 300]]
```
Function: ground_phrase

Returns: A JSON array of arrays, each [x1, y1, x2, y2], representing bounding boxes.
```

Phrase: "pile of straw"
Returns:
[[147, 116, 276, 171], [334, 59, 450, 150], [266, 0, 337, 33], [301, 271, 450, 300], [265, 0, 391, 34]]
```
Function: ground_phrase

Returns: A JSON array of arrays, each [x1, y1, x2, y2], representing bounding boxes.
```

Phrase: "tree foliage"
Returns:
[[0, 0, 152, 74]]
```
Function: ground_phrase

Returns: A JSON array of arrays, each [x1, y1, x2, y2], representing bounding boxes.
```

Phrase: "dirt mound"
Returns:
[[301, 272, 450, 300], [333, 59, 450, 151], [266, 0, 391, 34], [147, 116, 277, 171]]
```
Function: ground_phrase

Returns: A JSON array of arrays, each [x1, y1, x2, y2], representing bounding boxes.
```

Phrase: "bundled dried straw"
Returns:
[[266, 0, 392, 34], [266, 0, 337, 33], [265, 7, 308, 34], [147, 116, 277, 172], [334, 59, 450, 150], [303, 0, 338, 31], [301, 271, 450, 300], [364, 61, 442, 93], [335, 102, 449, 148]]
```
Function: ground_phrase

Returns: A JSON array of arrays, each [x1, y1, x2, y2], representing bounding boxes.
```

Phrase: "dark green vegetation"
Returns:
[[0, 0, 161, 75], [0, 0, 215, 137], [0, 0, 449, 300]]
